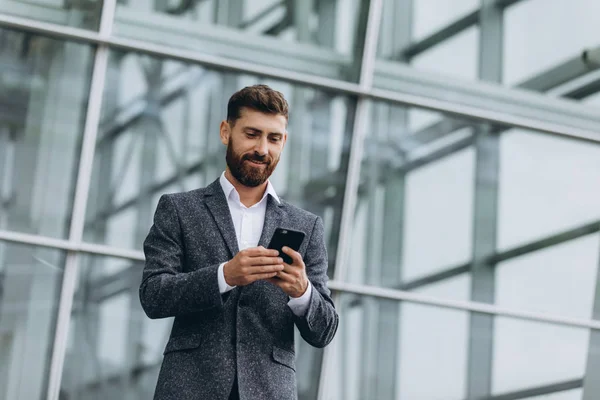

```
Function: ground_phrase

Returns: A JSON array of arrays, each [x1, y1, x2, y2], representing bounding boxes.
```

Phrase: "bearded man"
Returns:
[[140, 84, 339, 400]]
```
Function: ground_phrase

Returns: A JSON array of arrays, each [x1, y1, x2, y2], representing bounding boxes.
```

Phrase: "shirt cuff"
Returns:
[[218, 262, 236, 294], [287, 281, 312, 317]]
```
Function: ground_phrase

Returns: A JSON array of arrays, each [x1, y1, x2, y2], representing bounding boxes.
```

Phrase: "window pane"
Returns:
[[410, 26, 479, 81], [0, 0, 101, 30], [113, 0, 369, 81], [345, 102, 600, 321], [0, 241, 64, 400], [61, 254, 169, 399], [525, 389, 583, 400], [414, 0, 478, 41], [498, 130, 600, 250], [496, 234, 599, 320], [346, 102, 475, 287], [0, 28, 94, 239], [376, 0, 479, 82], [323, 293, 596, 400], [492, 317, 588, 395], [85, 50, 355, 276], [503, 0, 600, 86]]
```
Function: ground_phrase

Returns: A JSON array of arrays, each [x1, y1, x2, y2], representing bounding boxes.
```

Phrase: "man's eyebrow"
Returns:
[[243, 126, 263, 133]]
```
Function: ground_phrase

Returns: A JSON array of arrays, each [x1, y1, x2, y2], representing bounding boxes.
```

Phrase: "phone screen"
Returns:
[[267, 228, 305, 264]]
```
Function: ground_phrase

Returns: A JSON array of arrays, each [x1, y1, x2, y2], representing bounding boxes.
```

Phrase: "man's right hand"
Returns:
[[223, 246, 284, 286]]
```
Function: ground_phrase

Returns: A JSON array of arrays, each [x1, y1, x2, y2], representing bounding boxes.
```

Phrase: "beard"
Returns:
[[226, 139, 279, 187]]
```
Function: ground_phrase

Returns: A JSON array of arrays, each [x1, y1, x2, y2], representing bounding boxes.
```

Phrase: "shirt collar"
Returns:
[[219, 171, 280, 205]]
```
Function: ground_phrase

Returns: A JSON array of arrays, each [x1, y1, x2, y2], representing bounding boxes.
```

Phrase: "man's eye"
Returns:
[[246, 133, 257, 138], [269, 137, 281, 142]]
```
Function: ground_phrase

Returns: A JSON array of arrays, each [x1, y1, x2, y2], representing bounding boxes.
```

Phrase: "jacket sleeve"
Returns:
[[292, 216, 339, 348], [139, 194, 224, 319]]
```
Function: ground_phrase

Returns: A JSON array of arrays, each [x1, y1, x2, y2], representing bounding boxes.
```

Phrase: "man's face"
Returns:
[[220, 108, 288, 187]]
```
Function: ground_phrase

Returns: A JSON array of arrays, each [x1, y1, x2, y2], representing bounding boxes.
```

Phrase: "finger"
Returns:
[[246, 264, 285, 274], [275, 270, 296, 283], [244, 246, 280, 257], [248, 272, 279, 282], [281, 262, 298, 274], [248, 256, 284, 266], [281, 247, 302, 265]]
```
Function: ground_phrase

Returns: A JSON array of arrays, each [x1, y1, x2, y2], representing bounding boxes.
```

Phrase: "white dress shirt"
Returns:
[[217, 172, 312, 316]]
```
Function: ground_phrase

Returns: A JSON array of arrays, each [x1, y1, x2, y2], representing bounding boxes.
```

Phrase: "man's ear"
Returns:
[[219, 120, 230, 145], [281, 131, 288, 149]]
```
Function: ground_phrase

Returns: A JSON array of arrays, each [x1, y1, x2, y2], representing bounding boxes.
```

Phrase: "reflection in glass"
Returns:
[[323, 293, 596, 400], [346, 101, 600, 325], [347, 101, 475, 287], [497, 130, 600, 250], [0, 0, 102, 30], [0, 241, 64, 400], [376, 0, 479, 81], [503, 0, 600, 85], [411, 0, 478, 41], [492, 317, 589, 395], [60, 254, 170, 400], [496, 234, 599, 320], [410, 26, 479, 81], [113, 0, 369, 81], [0, 28, 93, 239]]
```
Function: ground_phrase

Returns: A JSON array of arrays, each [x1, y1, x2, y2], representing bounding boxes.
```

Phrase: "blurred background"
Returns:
[[0, 0, 600, 399]]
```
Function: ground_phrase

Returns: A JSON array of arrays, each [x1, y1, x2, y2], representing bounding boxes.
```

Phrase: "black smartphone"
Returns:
[[267, 228, 305, 264]]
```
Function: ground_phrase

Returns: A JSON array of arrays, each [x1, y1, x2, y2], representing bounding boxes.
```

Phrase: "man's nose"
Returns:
[[254, 137, 268, 155]]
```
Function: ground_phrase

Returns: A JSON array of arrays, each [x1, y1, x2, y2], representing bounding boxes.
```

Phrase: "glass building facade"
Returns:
[[0, 0, 599, 399]]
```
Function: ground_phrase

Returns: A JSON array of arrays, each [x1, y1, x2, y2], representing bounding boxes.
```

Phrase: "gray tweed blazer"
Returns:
[[140, 178, 339, 400]]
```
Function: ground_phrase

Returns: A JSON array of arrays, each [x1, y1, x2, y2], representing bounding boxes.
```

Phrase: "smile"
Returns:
[[246, 160, 267, 166]]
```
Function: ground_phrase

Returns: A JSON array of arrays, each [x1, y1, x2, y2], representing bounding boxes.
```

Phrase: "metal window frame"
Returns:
[[317, 0, 383, 397], [3, 223, 600, 331], [0, 13, 598, 144], [42, 0, 117, 396]]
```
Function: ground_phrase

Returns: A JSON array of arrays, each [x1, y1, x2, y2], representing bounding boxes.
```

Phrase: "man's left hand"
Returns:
[[267, 246, 309, 298]]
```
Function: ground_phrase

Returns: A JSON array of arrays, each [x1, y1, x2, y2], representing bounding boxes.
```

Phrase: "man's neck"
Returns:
[[224, 169, 268, 208]]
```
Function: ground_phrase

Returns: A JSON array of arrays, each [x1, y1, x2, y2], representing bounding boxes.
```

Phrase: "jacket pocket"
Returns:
[[163, 334, 203, 355], [272, 346, 296, 371]]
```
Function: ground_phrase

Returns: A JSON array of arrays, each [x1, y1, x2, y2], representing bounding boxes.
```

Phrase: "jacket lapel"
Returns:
[[204, 179, 239, 257], [258, 196, 283, 248]]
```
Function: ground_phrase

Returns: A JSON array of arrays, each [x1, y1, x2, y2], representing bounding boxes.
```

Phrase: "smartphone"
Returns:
[[267, 228, 305, 264]]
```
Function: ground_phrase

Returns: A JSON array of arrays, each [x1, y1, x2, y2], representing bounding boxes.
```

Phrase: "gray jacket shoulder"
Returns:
[[278, 198, 320, 229], [160, 188, 206, 206]]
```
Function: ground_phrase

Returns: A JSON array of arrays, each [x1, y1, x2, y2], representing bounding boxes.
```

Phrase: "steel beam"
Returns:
[[96, 67, 212, 147], [1, 13, 600, 145], [477, 378, 582, 400], [329, 280, 600, 330], [466, 129, 500, 399], [390, 47, 600, 155], [401, 11, 479, 60], [373, 60, 600, 140], [393, 219, 600, 293], [96, 11, 296, 148], [581, 235, 600, 400], [84, 206, 598, 311], [467, 3, 503, 396], [397, 0, 524, 60], [489, 221, 600, 264]]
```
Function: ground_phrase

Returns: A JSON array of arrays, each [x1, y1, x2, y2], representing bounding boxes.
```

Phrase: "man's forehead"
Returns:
[[237, 109, 287, 131]]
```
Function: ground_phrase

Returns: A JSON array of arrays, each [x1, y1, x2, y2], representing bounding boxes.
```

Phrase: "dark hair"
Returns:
[[227, 84, 289, 126]]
